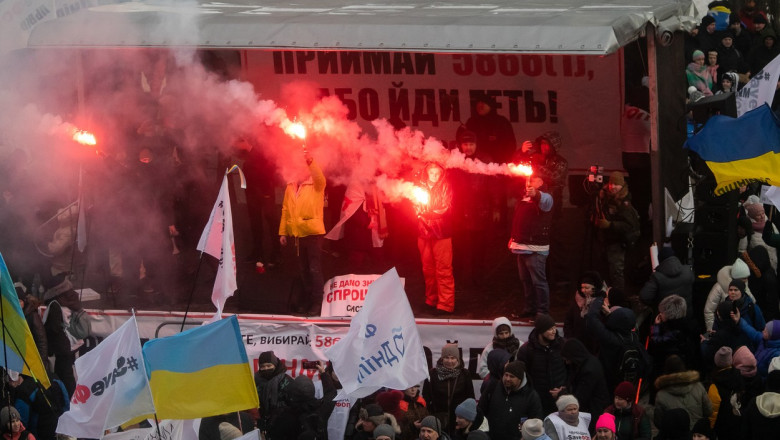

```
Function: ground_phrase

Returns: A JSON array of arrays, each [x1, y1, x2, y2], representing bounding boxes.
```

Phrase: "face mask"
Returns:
[[259, 369, 276, 380]]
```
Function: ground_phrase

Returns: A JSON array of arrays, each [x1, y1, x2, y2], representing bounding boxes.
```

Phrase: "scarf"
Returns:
[[493, 335, 521, 355], [437, 365, 461, 381]]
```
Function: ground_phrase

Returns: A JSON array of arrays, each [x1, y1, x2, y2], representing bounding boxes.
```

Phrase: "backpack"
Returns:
[[43, 301, 91, 350], [616, 332, 647, 385], [67, 308, 91, 340]]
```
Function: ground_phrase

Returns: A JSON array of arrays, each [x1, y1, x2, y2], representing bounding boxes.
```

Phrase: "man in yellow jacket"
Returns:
[[279, 151, 327, 315]]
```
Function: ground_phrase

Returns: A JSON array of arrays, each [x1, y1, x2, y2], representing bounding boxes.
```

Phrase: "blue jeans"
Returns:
[[516, 252, 550, 315]]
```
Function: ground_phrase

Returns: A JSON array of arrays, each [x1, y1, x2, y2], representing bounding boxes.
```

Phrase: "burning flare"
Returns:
[[508, 163, 533, 176], [72, 129, 96, 146], [412, 186, 430, 206], [282, 120, 307, 140]]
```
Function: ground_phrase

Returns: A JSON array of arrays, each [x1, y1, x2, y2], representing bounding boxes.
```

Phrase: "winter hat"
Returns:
[[441, 343, 459, 360], [658, 246, 676, 262], [257, 351, 279, 367], [534, 314, 556, 334], [729, 13, 741, 25], [608, 171, 626, 186], [373, 424, 396, 440], [218, 422, 243, 440], [692, 50, 705, 60], [360, 403, 386, 427], [289, 375, 315, 405], [733, 346, 757, 377], [663, 354, 686, 374], [754, 14, 768, 25], [521, 418, 545, 440], [691, 418, 714, 439], [375, 390, 403, 417], [731, 258, 750, 279], [504, 360, 526, 380], [614, 381, 635, 401], [455, 398, 478, 422], [765, 320, 780, 340], [0, 407, 20, 432], [714, 346, 734, 369], [729, 279, 746, 297], [420, 416, 441, 435], [717, 300, 734, 322], [701, 16, 716, 27], [556, 394, 579, 411], [595, 412, 616, 433]]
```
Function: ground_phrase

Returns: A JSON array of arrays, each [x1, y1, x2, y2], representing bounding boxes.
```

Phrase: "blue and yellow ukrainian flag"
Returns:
[[685, 104, 780, 196], [0, 253, 50, 388], [142, 315, 258, 419]]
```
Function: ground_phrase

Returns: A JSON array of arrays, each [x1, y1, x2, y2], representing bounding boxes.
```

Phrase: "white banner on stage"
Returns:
[[321, 274, 405, 317]]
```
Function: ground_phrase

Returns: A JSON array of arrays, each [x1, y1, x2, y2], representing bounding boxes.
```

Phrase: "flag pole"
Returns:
[[1, 276, 11, 410], [179, 256, 204, 333]]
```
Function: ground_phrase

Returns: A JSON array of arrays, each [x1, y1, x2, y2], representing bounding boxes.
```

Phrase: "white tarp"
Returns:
[[23, 0, 697, 55]]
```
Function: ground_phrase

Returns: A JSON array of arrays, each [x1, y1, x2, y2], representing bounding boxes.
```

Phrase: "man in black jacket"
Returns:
[[478, 361, 543, 440], [515, 314, 567, 415]]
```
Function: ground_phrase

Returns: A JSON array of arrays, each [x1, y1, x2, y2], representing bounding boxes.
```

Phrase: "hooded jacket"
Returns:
[[585, 298, 647, 390], [653, 370, 712, 430], [560, 338, 610, 417], [254, 358, 295, 431], [639, 256, 694, 313], [279, 160, 326, 238], [746, 245, 780, 321], [476, 317, 521, 378], [480, 349, 512, 396], [703, 264, 755, 331]]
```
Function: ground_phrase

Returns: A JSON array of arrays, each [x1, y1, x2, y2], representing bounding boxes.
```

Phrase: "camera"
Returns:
[[588, 165, 604, 183], [302, 360, 320, 370]]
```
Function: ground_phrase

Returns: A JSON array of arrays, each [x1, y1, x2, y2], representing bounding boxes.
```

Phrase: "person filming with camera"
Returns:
[[591, 171, 640, 290]]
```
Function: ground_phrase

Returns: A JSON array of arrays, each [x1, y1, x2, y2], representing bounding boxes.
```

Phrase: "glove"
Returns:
[[597, 219, 611, 229]]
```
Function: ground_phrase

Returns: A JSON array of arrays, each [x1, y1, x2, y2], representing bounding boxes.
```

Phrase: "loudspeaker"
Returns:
[[688, 203, 739, 277], [688, 92, 737, 126], [695, 204, 737, 233], [692, 231, 737, 278]]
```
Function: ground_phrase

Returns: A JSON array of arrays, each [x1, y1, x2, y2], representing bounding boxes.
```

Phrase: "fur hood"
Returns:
[[654, 370, 701, 393]]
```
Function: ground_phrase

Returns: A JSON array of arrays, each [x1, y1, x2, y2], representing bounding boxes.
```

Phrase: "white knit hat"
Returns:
[[731, 258, 750, 280]]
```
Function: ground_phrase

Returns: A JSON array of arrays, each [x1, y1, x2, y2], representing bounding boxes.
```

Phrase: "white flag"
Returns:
[[737, 53, 780, 116], [56, 316, 155, 438], [197, 173, 238, 321], [324, 268, 429, 399]]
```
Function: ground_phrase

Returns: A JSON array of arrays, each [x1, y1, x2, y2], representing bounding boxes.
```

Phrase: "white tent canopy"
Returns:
[[26, 0, 697, 54]]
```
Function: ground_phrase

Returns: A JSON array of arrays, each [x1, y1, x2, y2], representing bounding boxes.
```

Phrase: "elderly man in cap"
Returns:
[[479, 361, 544, 440]]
